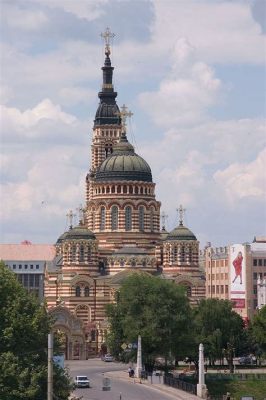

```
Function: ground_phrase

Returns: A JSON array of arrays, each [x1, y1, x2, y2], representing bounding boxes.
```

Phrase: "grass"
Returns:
[[207, 380, 266, 400]]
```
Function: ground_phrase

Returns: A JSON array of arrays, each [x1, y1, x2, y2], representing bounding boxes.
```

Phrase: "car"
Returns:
[[103, 354, 113, 362], [239, 356, 256, 365], [74, 375, 90, 388]]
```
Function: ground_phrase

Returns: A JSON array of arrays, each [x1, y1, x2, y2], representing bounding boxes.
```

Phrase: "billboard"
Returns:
[[230, 244, 246, 309]]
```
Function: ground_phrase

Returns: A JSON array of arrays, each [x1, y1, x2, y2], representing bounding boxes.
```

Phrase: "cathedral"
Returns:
[[44, 29, 205, 360]]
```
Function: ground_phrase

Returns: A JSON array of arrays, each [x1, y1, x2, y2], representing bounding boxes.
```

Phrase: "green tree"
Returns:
[[249, 305, 266, 360], [106, 272, 192, 368], [193, 299, 245, 372], [0, 262, 73, 400]]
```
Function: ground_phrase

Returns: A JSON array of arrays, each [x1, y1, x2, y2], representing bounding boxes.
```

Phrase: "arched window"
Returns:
[[91, 209, 95, 230], [186, 286, 192, 297], [111, 206, 118, 230], [125, 206, 132, 231], [84, 286, 90, 297], [71, 245, 76, 262], [150, 208, 154, 231], [87, 245, 92, 261], [80, 245, 84, 262], [111, 186, 115, 193], [75, 286, 81, 297], [139, 206, 144, 231], [100, 206, 105, 230]]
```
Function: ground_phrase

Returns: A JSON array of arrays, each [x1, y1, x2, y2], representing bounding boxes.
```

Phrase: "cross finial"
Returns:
[[161, 211, 168, 231], [66, 209, 76, 229], [101, 27, 115, 56], [76, 204, 86, 225], [177, 205, 186, 226], [115, 104, 133, 133]]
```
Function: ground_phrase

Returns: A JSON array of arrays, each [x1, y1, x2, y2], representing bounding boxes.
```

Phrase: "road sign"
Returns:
[[121, 343, 127, 350]]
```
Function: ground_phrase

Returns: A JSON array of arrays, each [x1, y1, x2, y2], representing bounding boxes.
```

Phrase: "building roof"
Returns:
[[0, 243, 55, 261], [166, 224, 197, 241], [56, 225, 96, 243], [95, 132, 152, 182]]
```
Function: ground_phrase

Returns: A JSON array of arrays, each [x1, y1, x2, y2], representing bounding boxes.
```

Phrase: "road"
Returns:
[[66, 358, 192, 400]]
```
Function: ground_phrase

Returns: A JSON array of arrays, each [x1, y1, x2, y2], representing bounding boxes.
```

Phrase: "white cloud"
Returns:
[[152, 0, 266, 64], [139, 39, 221, 127], [214, 148, 266, 203], [4, 4, 48, 31], [38, 0, 108, 21]]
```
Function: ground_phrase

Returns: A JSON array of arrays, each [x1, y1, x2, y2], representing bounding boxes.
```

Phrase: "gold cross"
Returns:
[[177, 205, 186, 226], [66, 210, 76, 229], [100, 27, 115, 56], [115, 104, 133, 132]]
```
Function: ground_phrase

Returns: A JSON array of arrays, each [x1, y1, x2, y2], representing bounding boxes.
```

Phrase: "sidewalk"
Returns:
[[105, 369, 199, 400]]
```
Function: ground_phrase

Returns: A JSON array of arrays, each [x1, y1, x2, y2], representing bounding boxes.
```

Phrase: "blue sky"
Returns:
[[0, 0, 265, 247]]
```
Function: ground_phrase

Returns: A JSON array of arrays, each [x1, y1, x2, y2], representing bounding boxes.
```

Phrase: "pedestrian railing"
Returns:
[[164, 375, 197, 395], [206, 373, 266, 381]]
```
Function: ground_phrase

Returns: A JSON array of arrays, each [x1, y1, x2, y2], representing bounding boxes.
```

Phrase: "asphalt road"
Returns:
[[66, 358, 184, 400]]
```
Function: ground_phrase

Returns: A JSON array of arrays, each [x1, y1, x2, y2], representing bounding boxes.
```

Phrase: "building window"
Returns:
[[84, 286, 90, 297], [258, 259, 263, 266], [173, 246, 178, 262], [87, 245, 92, 261], [253, 259, 257, 266], [100, 206, 105, 230], [186, 286, 192, 297], [71, 245, 76, 262], [139, 206, 144, 231], [180, 246, 185, 263], [24, 275, 29, 286], [24, 264, 28, 269], [264, 259, 266, 266], [36, 265, 39, 269], [80, 245, 84, 262], [221, 285, 224, 294], [30, 265, 33, 269], [19, 265, 22, 269], [150, 208, 154, 231], [75, 286, 81, 297], [253, 272, 257, 280], [111, 205, 118, 230], [13, 265, 16, 269], [125, 206, 132, 231], [225, 285, 228, 294], [216, 285, 220, 294], [253, 285, 257, 295], [29, 275, 34, 287], [35, 275, 40, 287]]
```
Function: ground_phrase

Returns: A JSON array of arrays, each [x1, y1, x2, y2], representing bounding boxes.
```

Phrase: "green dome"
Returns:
[[167, 224, 197, 241], [58, 226, 96, 242], [95, 133, 152, 182]]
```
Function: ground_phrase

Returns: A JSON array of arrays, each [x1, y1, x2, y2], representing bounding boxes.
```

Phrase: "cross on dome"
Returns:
[[100, 27, 115, 56], [177, 205, 186, 226], [115, 104, 133, 133], [161, 211, 168, 231], [66, 209, 76, 229]]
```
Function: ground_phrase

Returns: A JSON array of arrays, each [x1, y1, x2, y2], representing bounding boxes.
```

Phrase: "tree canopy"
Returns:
[[249, 305, 266, 358], [106, 272, 193, 364], [0, 262, 72, 400]]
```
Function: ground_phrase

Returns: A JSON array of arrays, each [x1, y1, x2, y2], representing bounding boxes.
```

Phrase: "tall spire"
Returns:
[[94, 27, 120, 127]]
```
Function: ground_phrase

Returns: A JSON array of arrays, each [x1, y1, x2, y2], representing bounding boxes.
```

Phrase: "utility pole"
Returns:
[[48, 333, 53, 400]]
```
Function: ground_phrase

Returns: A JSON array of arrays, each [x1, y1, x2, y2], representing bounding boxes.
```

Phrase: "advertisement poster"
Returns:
[[230, 244, 246, 309]]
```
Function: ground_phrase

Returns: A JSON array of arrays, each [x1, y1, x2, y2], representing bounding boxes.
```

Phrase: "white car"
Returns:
[[103, 354, 113, 362], [74, 375, 90, 388]]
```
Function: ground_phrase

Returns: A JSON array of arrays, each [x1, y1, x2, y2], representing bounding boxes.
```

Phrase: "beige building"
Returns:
[[44, 32, 205, 359], [204, 236, 266, 322]]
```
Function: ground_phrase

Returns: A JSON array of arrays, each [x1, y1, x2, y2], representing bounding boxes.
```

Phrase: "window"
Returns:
[[24, 275, 29, 286], [100, 206, 105, 230], [253, 285, 257, 295], [253, 259, 257, 266], [87, 245, 92, 261], [24, 264, 28, 269], [75, 286, 81, 297], [186, 286, 192, 297], [84, 286, 90, 297], [216, 285, 220, 294], [221, 285, 224, 294], [36, 265, 39, 269], [225, 285, 228, 294], [35, 275, 39, 287], [173, 246, 178, 262], [264, 259, 266, 266], [253, 272, 257, 280], [18, 275, 23, 283], [80, 245, 84, 262], [30, 265, 33, 269], [19, 265, 22, 269], [71, 245, 76, 262], [150, 208, 154, 231], [125, 206, 132, 231], [29, 275, 34, 287], [13, 265, 16, 269], [139, 206, 144, 231], [258, 259, 263, 266], [111, 206, 118, 230]]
